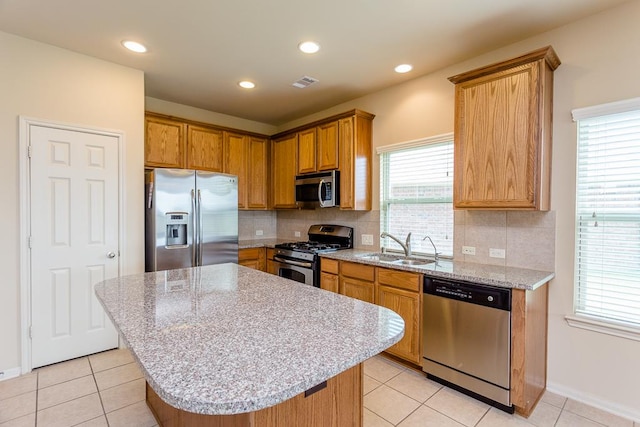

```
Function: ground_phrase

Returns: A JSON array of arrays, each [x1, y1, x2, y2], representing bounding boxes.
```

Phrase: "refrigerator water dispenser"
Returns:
[[165, 212, 188, 247]]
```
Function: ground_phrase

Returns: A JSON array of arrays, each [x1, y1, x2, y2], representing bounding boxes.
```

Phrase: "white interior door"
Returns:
[[29, 125, 119, 368]]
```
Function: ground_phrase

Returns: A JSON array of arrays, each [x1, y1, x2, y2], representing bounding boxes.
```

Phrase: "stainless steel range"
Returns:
[[273, 225, 353, 287]]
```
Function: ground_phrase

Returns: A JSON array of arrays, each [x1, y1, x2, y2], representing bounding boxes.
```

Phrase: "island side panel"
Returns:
[[146, 363, 363, 427]]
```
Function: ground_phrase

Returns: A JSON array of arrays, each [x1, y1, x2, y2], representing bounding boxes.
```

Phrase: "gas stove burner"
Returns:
[[275, 241, 342, 253], [275, 224, 354, 255]]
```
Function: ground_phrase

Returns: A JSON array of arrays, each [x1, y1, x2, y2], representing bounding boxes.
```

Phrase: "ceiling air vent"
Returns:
[[292, 76, 319, 88]]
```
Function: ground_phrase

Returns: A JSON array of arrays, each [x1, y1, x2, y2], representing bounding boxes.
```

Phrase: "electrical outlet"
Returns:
[[255, 230, 263, 236], [490, 248, 506, 258], [462, 246, 476, 255], [294, 231, 301, 237], [361, 234, 374, 246]]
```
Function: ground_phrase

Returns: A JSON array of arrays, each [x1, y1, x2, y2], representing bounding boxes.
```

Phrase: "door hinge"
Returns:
[[28, 236, 32, 249], [27, 145, 32, 158], [29, 326, 33, 339]]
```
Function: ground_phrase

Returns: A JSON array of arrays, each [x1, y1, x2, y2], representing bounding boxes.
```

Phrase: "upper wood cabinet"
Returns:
[[339, 112, 374, 210], [224, 132, 269, 210], [224, 131, 248, 208], [271, 110, 374, 210], [145, 115, 186, 168], [145, 112, 270, 210], [247, 136, 269, 209], [297, 128, 317, 174], [449, 46, 560, 210], [297, 121, 340, 174], [271, 134, 298, 209], [317, 121, 339, 171], [187, 125, 224, 172]]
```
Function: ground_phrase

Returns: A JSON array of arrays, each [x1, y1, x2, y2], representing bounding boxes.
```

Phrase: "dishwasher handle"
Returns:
[[423, 276, 511, 311]]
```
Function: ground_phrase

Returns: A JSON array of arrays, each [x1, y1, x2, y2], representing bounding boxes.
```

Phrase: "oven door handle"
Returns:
[[273, 256, 313, 269]]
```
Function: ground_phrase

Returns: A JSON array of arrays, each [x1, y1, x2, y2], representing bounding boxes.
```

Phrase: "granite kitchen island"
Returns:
[[94, 263, 404, 426]]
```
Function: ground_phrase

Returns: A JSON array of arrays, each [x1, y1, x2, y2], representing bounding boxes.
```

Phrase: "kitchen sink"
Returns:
[[396, 258, 434, 266], [356, 253, 400, 262], [356, 253, 435, 267]]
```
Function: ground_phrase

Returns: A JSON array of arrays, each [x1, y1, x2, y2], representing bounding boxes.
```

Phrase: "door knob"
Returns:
[[107, 252, 116, 258]]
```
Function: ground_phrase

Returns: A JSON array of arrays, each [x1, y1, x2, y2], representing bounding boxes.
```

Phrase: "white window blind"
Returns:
[[573, 99, 640, 329], [379, 135, 453, 257]]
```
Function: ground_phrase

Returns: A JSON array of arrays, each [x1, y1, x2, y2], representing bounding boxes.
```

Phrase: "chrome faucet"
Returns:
[[380, 232, 412, 257], [422, 235, 440, 262]]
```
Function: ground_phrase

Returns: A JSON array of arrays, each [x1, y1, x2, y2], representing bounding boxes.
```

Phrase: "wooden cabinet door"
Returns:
[[247, 136, 269, 209], [339, 117, 355, 209], [450, 47, 558, 210], [297, 128, 317, 174], [320, 273, 339, 293], [238, 248, 266, 271], [266, 260, 279, 275], [317, 121, 339, 171], [272, 134, 298, 208], [453, 66, 536, 209], [340, 277, 375, 304], [224, 131, 248, 208], [377, 284, 421, 364], [186, 125, 224, 172], [145, 115, 186, 168]]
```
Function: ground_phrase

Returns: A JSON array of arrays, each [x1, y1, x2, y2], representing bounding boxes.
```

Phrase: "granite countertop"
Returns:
[[321, 249, 554, 290], [94, 264, 404, 415]]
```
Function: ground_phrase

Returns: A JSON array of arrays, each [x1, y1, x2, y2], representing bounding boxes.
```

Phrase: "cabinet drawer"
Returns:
[[321, 258, 339, 274], [341, 261, 375, 282], [377, 268, 421, 292], [238, 248, 262, 262]]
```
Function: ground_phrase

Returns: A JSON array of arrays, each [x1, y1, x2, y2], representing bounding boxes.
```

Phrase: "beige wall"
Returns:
[[278, 0, 640, 420], [0, 32, 145, 372]]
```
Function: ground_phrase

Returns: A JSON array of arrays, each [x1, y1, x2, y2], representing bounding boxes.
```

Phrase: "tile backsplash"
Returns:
[[239, 209, 555, 271], [454, 210, 556, 271], [238, 211, 278, 239], [276, 209, 380, 249]]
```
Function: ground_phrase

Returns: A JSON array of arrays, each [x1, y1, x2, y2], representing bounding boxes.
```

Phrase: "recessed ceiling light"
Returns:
[[122, 40, 147, 53], [394, 64, 413, 73], [298, 41, 320, 54], [238, 81, 256, 89]]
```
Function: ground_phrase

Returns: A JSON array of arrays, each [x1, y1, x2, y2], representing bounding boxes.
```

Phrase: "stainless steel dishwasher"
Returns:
[[422, 276, 513, 412]]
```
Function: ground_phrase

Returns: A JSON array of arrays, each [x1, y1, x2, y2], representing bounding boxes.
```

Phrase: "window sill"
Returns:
[[565, 314, 640, 342]]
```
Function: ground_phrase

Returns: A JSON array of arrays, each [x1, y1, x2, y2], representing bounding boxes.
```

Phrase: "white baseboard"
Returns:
[[0, 367, 21, 382], [546, 380, 640, 423]]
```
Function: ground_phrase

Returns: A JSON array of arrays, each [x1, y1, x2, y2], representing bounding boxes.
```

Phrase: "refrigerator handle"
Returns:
[[191, 189, 197, 267], [198, 189, 203, 266]]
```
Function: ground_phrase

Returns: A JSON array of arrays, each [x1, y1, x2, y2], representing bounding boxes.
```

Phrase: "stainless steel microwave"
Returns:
[[295, 170, 340, 208]]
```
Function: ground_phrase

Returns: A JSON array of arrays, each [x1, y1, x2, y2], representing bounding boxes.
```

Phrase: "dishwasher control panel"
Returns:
[[423, 276, 511, 311]]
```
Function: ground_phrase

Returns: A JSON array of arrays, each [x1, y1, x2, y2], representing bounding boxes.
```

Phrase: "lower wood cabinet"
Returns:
[[376, 284, 421, 364], [377, 267, 422, 364], [320, 258, 339, 293], [341, 277, 375, 304], [238, 248, 266, 271], [320, 259, 422, 365], [339, 262, 376, 304]]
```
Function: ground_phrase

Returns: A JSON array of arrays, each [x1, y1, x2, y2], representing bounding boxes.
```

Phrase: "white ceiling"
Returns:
[[0, 0, 629, 125]]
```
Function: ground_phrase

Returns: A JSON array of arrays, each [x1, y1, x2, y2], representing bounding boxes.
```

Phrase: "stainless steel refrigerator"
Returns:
[[145, 168, 238, 272]]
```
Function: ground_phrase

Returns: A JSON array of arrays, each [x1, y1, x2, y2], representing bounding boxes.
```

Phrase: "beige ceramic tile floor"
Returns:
[[1, 349, 637, 426]]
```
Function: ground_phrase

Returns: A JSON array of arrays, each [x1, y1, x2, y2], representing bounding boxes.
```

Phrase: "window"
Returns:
[[379, 134, 453, 257], [569, 98, 640, 338]]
